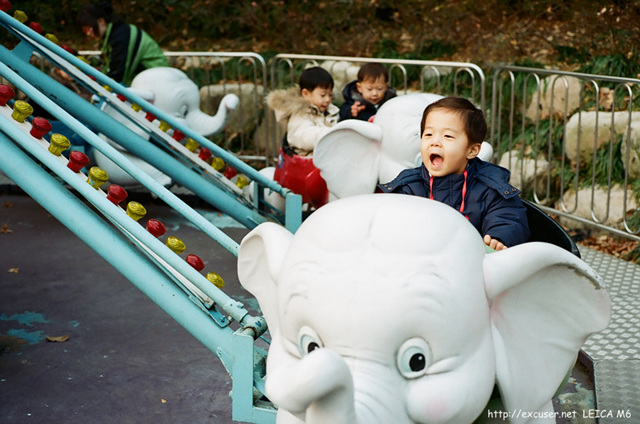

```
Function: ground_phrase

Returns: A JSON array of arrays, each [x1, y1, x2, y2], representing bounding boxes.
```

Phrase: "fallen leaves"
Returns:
[[577, 234, 639, 259], [1, 223, 12, 234], [46, 335, 69, 342], [8, 267, 19, 273]]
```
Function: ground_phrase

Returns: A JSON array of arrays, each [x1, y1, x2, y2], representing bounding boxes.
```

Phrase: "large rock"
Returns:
[[498, 149, 548, 196], [320, 60, 360, 102], [199, 83, 270, 155], [525, 75, 582, 121], [556, 184, 637, 231], [199, 83, 265, 135], [563, 111, 640, 172], [620, 119, 640, 179]]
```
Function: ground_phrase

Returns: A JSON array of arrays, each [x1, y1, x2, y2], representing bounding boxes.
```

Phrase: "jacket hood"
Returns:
[[267, 87, 315, 124]]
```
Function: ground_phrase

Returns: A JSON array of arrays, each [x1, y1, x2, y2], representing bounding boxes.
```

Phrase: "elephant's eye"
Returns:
[[178, 104, 188, 118], [396, 338, 432, 379], [298, 326, 324, 356]]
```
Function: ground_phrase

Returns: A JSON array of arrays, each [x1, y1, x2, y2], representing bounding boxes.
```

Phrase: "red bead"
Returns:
[[88, 66, 101, 82], [224, 167, 237, 179], [29, 117, 52, 139], [0, 84, 15, 106], [67, 151, 90, 172], [186, 254, 205, 271], [28, 22, 43, 34], [198, 147, 212, 161], [146, 219, 166, 238], [0, 0, 11, 13], [60, 44, 75, 55], [106, 184, 128, 205], [172, 129, 186, 142], [117, 93, 127, 102], [145, 111, 156, 122]]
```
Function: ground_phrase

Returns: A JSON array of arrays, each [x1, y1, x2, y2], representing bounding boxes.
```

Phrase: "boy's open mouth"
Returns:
[[430, 153, 444, 168]]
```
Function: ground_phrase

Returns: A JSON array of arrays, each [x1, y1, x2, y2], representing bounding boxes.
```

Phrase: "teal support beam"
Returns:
[[0, 59, 243, 256], [0, 131, 237, 359], [0, 43, 269, 230]]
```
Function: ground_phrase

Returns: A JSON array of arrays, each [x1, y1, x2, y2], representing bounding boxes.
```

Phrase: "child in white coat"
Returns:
[[267, 67, 339, 157]]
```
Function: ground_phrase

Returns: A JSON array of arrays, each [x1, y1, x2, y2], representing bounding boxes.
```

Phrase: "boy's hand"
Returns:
[[351, 101, 366, 117], [484, 234, 507, 251]]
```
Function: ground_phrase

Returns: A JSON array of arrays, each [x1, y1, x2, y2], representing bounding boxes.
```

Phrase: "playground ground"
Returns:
[[0, 189, 255, 424]]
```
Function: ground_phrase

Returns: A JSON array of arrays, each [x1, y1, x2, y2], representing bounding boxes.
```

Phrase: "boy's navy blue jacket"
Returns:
[[378, 158, 530, 247], [339, 80, 397, 122]]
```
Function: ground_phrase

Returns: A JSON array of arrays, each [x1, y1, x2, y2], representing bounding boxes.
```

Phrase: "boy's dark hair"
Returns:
[[299, 67, 334, 92], [77, 2, 122, 33], [357, 63, 389, 83], [420, 97, 487, 145]]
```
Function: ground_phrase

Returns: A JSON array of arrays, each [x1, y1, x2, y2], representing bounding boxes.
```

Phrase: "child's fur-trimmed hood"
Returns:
[[267, 87, 319, 124]]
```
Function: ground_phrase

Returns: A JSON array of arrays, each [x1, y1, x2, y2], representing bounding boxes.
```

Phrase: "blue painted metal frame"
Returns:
[[0, 42, 270, 230], [0, 132, 277, 422], [0, 10, 281, 423], [0, 10, 303, 233]]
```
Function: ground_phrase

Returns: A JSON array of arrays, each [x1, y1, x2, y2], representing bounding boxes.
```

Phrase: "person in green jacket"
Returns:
[[77, 2, 169, 86]]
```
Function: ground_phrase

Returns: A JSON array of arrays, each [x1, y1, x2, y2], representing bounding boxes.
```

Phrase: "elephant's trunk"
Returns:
[[186, 93, 239, 137], [267, 349, 357, 424], [267, 349, 406, 424]]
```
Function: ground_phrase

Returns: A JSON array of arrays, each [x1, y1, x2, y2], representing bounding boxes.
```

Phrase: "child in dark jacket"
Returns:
[[339, 63, 397, 122], [379, 97, 530, 250]]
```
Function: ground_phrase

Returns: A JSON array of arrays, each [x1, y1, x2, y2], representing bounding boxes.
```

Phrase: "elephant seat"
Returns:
[[273, 135, 329, 209], [523, 199, 581, 257]]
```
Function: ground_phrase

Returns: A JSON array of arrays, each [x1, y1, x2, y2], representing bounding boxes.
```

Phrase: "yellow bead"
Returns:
[[206, 272, 225, 289], [236, 175, 249, 189], [185, 138, 199, 152], [87, 166, 109, 189], [11, 100, 33, 123], [48, 133, 70, 156], [131, 103, 141, 112], [126, 201, 147, 221], [45, 33, 59, 45], [166, 236, 186, 254], [211, 157, 225, 171], [13, 10, 28, 23], [158, 120, 171, 132]]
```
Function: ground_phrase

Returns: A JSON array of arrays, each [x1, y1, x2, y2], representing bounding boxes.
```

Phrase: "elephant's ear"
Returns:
[[313, 120, 383, 199], [483, 242, 611, 422], [237, 222, 293, 330]]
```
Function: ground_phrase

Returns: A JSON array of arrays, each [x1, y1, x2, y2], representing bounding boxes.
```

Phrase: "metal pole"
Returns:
[[0, 111, 266, 333], [0, 132, 237, 357], [0, 44, 269, 230], [0, 59, 243, 256]]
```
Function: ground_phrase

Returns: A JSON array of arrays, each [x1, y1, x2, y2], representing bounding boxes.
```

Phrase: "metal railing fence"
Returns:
[[491, 65, 640, 240], [267, 53, 486, 167], [14, 47, 640, 240]]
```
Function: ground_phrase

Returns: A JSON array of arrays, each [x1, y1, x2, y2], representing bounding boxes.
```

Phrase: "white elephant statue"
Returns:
[[238, 194, 611, 424], [127, 67, 239, 137], [313, 93, 494, 200], [93, 67, 239, 187]]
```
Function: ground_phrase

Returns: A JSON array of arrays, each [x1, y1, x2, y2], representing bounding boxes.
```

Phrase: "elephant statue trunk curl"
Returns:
[[93, 67, 239, 186], [238, 194, 611, 424], [129, 67, 239, 137]]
